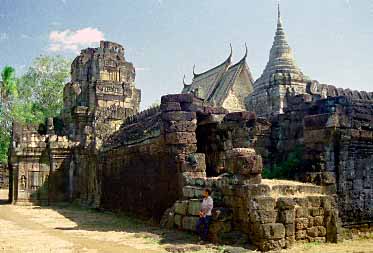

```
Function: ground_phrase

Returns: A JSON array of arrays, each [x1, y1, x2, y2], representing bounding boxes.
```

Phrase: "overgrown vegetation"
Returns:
[[262, 145, 304, 179], [0, 56, 71, 164]]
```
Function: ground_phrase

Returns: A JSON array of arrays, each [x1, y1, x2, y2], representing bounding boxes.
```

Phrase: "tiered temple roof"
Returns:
[[182, 45, 254, 109], [254, 3, 307, 88]]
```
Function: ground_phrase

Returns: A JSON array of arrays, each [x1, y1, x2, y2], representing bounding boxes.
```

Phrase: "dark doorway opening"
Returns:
[[0, 164, 9, 204], [196, 113, 228, 177]]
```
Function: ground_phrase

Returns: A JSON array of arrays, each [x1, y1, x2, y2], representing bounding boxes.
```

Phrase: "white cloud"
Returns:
[[51, 21, 61, 26], [135, 67, 149, 72], [0, 32, 8, 41], [20, 33, 31, 39], [48, 27, 105, 53]]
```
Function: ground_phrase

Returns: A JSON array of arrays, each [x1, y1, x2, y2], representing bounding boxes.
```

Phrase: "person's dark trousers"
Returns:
[[196, 215, 212, 241]]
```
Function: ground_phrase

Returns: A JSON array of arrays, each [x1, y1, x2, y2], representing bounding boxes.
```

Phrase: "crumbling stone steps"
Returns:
[[261, 179, 325, 198]]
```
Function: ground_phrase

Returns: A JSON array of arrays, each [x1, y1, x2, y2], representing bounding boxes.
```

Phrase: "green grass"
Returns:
[[303, 242, 321, 249]]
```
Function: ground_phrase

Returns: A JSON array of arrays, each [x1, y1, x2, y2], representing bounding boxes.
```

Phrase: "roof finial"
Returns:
[[183, 74, 191, 86], [193, 64, 197, 77], [277, 0, 282, 24], [227, 43, 233, 62], [244, 42, 248, 59]]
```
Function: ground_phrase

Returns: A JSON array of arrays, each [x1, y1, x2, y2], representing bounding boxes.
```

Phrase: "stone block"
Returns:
[[250, 210, 277, 224], [183, 153, 206, 172], [256, 238, 286, 252], [174, 214, 182, 227], [321, 172, 336, 185], [295, 230, 307, 240], [307, 196, 321, 207], [182, 186, 204, 198], [187, 199, 201, 216], [295, 218, 309, 230], [294, 197, 310, 208], [160, 102, 181, 112], [285, 224, 295, 236], [163, 120, 197, 133], [225, 148, 262, 175], [279, 209, 295, 224], [162, 111, 196, 121], [276, 197, 296, 210], [321, 196, 336, 209], [208, 221, 232, 243], [165, 132, 196, 144], [308, 217, 314, 228], [285, 236, 295, 248], [310, 207, 324, 217], [239, 174, 262, 185], [307, 226, 326, 237], [203, 106, 228, 114], [318, 226, 327, 237], [224, 112, 256, 122], [180, 102, 203, 112], [174, 201, 188, 215], [161, 94, 194, 103], [248, 196, 276, 211], [245, 184, 271, 197], [182, 216, 199, 231], [212, 207, 233, 221], [170, 144, 197, 154], [237, 207, 248, 222], [314, 216, 324, 226], [259, 223, 285, 240], [296, 207, 309, 218]]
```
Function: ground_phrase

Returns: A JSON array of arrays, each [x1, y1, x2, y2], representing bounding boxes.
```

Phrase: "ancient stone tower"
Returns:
[[62, 41, 141, 146], [245, 4, 309, 117]]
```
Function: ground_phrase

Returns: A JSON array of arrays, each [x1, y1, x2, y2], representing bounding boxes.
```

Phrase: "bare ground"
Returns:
[[0, 189, 372, 253]]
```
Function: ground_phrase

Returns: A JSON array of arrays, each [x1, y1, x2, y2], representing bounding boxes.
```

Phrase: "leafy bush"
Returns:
[[262, 145, 303, 179]]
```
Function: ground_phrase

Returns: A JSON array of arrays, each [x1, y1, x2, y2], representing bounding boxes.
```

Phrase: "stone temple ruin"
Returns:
[[6, 5, 373, 252]]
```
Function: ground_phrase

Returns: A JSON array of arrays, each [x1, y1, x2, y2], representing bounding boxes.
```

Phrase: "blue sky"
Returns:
[[0, 0, 372, 109]]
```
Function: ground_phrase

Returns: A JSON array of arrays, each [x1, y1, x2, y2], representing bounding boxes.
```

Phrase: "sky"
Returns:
[[0, 0, 372, 109]]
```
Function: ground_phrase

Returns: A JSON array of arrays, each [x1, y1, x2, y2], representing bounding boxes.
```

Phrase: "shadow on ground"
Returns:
[[32, 203, 253, 253], [0, 188, 9, 205]]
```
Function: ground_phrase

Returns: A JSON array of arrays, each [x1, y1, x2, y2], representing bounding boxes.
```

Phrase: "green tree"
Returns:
[[0, 66, 18, 164], [17, 55, 70, 124], [0, 66, 18, 100], [0, 55, 71, 164]]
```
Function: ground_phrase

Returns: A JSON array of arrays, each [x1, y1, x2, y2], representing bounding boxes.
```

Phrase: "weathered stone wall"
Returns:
[[8, 122, 74, 204], [161, 110, 339, 251], [261, 95, 373, 226], [302, 96, 373, 224], [77, 94, 202, 219], [165, 151, 338, 252]]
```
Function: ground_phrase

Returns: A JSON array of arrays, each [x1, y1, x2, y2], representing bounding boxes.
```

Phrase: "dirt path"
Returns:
[[0, 191, 165, 253], [1, 189, 373, 253]]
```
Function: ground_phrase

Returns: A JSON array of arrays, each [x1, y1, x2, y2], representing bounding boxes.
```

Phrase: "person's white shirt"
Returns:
[[201, 196, 213, 216]]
